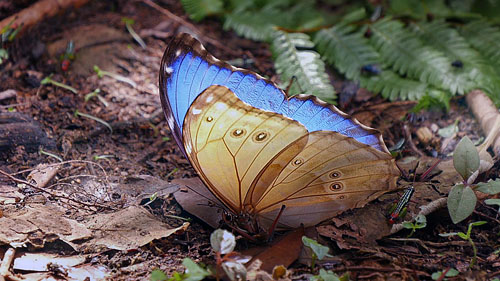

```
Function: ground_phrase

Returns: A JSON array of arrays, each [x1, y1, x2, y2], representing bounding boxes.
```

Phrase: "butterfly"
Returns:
[[159, 33, 400, 234]]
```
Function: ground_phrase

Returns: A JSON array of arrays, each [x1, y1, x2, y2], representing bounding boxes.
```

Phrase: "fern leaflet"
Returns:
[[271, 30, 336, 103], [180, 0, 223, 22], [369, 19, 472, 95]]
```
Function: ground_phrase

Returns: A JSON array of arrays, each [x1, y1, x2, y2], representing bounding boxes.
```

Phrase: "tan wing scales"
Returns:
[[182, 85, 309, 214]]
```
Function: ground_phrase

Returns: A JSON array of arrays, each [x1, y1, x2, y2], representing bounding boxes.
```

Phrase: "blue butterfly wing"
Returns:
[[159, 33, 387, 155]]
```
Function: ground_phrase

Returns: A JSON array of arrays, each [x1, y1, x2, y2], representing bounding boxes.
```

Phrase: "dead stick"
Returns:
[[141, 0, 242, 57], [390, 197, 447, 234], [466, 90, 500, 156], [0, 0, 90, 35], [0, 169, 111, 210], [0, 248, 15, 279]]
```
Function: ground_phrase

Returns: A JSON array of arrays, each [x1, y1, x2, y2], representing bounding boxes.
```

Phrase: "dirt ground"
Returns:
[[0, 1, 499, 280]]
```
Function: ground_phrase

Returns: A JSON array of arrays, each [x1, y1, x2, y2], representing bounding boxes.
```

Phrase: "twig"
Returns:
[[403, 124, 425, 157], [0, 169, 112, 210], [0, 248, 15, 279], [391, 197, 447, 234], [140, 0, 242, 57], [466, 90, 500, 156], [332, 265, 429, 277]]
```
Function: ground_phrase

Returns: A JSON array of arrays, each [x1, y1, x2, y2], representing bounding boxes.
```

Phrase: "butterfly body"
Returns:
[[160, 33, 400, 231]]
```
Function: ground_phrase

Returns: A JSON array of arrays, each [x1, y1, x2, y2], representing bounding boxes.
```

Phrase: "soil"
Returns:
[[0, 1, 499, 280]]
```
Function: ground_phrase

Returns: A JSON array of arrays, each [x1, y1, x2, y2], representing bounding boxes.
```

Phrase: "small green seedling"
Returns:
[[150, 258, 210, 281], [402, 214, 427, 238], [93, 65, 137, 88], [122, 17, 146, 49], [302, 236, 333, 272], [447, 136, 500, 224], [41, 74, 78, 94], [39, 148, 63, 162], [92, 154, 114, 161], [439, 221, 486, 268], [310, 269, 340, 281], [85, 88, 109, 107], [0, 19, 21, 64], [74, 110, 112, 133], [431, 268, 459, 281], [485, 199, 500, 217]]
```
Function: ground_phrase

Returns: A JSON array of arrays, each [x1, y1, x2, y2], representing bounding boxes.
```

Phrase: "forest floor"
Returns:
[[0, 1, 499, 280]]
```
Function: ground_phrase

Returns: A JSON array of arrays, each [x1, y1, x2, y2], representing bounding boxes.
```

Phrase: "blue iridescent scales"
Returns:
[[160, 33, 385, 155], [159, 33, 400, 229]]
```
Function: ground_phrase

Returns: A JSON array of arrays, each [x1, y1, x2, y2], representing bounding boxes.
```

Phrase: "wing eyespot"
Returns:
[[329, 171, 341, 178], [339, 195, 345, 200], [292, 158, 304, 166], [231, 128, 246, 138], [329, 182, 343, 191], [206, 116, 214, 122], [253, 131, 269, 142]]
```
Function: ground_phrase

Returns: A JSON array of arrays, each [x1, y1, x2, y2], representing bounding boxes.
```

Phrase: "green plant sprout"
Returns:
[[310, 269, 341, 281], [122, 17, 146, 49], [447, 136, 500, 224], [74, 110, 112, 133], [150, 229, 249, 281], [431, 268, 459, 281], [302, 236, 333, 272], [93, 65, 137, 88], [485, 199, 500, 217], [92, 154, 114, 161], [41, 75, 78, 94], [39, 148, 63, 162], [0, 19, 21, 64], [150, 258, 210, 281], [85, 88, 109, 107], [439, 221, 487, 268], [402, 214, 427, 238]]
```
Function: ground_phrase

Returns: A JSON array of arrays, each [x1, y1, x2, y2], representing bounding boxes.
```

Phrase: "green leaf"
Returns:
[[302, 236, 332, 260], [210, 229, 236, 254], [457, 232, 468, 239], [181, 0, 224, 22], [414, 214, 427, 228], [150, 269, 168, 281], [271, 30, 336, 103], [485, 198, 500, 207], [311, 269, 340, 281], [470, 221, 487, 227], [476, 179, 500, 194], [431, 268, 460, 280], [315, 25, 379, 82], [447, 184, 477, 224], [438, 120, 459, 138], [453, 136, 480, 180], [182, 258, 211, 281], [369, 19, 471, 95], [402, 222, 414, 229]]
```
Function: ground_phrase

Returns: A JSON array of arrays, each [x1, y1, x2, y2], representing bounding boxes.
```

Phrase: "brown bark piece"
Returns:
[[0, 0, 90, 35], [0, 112, 55, 153], [466, 90, 500, 156]]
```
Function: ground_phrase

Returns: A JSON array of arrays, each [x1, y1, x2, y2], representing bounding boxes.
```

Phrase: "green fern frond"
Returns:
[[271, 30, 336, 103], [223, 2, 324, 42], [360, 70, 428, 101], [461, 20, 500, 69], [369, 19, 473, 95], [412, 20, 500, 99], [314, 24, 379, 81], [223, 11, 276, 41], [180, 0, 224, 22]]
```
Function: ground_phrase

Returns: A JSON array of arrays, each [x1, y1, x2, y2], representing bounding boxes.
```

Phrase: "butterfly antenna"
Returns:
[[285, 76, 299, 95], [183, 184, 226, 210], [267, 205, 286, 242]]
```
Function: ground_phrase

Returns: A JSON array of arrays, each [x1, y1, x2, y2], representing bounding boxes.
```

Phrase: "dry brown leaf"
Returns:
[[82, 206, 189, 251]]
